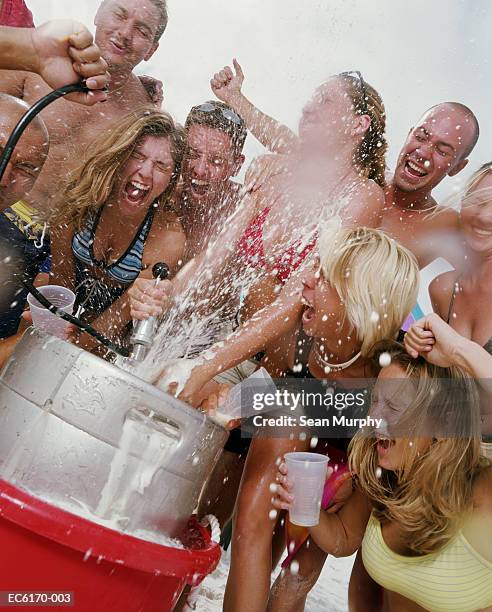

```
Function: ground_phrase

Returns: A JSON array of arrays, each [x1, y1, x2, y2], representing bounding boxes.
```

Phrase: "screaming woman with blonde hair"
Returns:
[[274, 342, 492, 612], [49, 108, 186, 353]]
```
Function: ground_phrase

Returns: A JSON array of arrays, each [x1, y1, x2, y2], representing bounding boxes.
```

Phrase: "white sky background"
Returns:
[[29, 0, 492, 202]]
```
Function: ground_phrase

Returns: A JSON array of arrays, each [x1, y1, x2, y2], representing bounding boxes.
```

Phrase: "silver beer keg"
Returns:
[[0, 329, 228, 537]]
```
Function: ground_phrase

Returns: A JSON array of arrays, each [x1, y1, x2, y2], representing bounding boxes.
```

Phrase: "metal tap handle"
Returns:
[[152, 262, 170, 282], [130, 262, 170, 361]]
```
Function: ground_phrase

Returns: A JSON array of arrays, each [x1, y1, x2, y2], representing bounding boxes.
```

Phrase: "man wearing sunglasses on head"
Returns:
[[177, 100, 246, 259]]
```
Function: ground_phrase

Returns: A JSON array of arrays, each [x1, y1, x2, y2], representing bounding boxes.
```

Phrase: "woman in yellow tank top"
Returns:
[[273, 337, 492, 612]]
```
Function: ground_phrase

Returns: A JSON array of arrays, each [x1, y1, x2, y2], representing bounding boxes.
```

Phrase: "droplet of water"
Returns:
[[375, 467, 382, 478], [290, 560, 300, 575], [310, 436, 319, 449], [370, 311, 379, 323], [269, 509, 278, 520], [269, 483, 278, 493], [379, 352, 391, 367]]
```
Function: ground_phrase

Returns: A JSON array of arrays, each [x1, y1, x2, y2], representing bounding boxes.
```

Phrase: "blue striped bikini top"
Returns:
[[71, 204, 156, 314]]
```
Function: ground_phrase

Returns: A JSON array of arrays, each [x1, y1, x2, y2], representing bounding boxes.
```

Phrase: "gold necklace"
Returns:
[[313, 342, 362, 373]]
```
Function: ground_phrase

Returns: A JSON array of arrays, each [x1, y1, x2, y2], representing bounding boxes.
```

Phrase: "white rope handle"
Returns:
[[200, 513, 221, 543]]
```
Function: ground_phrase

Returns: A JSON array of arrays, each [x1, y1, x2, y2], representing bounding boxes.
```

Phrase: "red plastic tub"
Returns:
[[0, 479, 220, 611]]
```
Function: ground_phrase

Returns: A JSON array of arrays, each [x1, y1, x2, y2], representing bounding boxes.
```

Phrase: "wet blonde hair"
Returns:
[[461, 161, 492, 206], [349, 342, 486, 555], [340, 73, 387, 189], [318, 227, 419, 356], [52, 107, 185, 229]]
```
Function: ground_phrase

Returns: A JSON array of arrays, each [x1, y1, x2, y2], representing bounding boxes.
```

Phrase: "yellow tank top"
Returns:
[[362, 513, 492, 612]]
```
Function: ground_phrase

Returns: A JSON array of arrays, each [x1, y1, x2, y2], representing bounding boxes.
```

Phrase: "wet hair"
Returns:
[[339, 74, 387, 189], [427, 102, 479, 160], [148, 0, 168, 43], [349, 341, 486, 555], [52, 107, 184, 228], [318, 226, 419, 357], [185, 101, 247, 156], [463, 161, 492, 199]]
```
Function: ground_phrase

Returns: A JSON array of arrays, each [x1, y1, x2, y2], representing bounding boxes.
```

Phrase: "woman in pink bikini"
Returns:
[[129, 65, 387, 326]]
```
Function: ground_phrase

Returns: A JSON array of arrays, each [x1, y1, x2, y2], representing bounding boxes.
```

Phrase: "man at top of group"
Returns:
[[0, 0, 168, 219]]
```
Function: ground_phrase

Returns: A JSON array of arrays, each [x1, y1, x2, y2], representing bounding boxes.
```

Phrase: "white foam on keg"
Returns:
[[95, 414, 175, 519], [155, 357, 204, 397], [30, 491, 184, 548]]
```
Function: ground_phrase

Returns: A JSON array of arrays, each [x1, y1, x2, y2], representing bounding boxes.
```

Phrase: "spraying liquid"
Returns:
[[95, 410, 176, 519], [128, 188, 349, 386]]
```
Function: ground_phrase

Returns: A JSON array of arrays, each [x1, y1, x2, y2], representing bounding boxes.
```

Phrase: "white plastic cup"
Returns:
[[284, 452, 329, 526], [27, 285, 75, 340], [481, 440, 492, 460]]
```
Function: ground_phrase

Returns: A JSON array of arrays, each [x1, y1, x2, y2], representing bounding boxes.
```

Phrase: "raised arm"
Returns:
[[404, 313, 492, 381], [0, 20, 109, 105], [211, 59, 298, 154]]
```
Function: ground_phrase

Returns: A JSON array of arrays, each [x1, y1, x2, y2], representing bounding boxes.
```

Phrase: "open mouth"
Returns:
[[109, 38, 128, 55], [404, 158, 428, 180], [124, 180, 150, 207], [470, 226, 492, 239], [189, 179, 209, 197], [302, 306, 315, 324], [375, 435, 395, 454], [301, 294, 315, 324]]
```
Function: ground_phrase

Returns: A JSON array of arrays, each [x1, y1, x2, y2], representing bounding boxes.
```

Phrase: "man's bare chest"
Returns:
[[23, 77, 149, 148]]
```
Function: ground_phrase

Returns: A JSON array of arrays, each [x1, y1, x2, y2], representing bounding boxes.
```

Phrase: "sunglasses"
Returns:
[[192, 102, 244, 127], [340, 70, 368, 115]]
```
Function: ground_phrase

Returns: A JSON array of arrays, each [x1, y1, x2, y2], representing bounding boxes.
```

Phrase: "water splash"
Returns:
[[121, 182, 352, 393]]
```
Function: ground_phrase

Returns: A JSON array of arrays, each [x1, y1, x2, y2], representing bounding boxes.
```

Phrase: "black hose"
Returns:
[[0, 82, 129, 357], [25, 280, 130, 356], [0, 83, 90, 181]]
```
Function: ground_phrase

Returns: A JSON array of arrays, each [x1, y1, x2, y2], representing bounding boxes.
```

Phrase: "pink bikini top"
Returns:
[[238, 207, 317, 284]]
